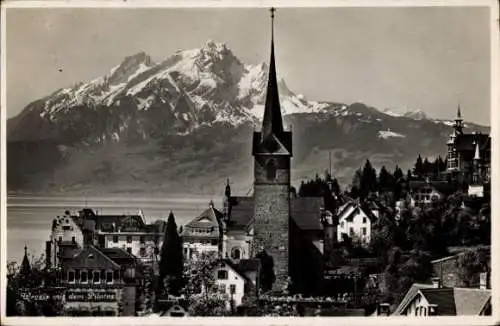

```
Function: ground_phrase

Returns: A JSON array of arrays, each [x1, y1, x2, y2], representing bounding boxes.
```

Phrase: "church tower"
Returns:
[[251, 8, 292, 291]]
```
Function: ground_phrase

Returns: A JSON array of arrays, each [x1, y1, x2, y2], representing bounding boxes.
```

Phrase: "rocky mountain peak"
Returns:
[[108, 52, 155, 86]]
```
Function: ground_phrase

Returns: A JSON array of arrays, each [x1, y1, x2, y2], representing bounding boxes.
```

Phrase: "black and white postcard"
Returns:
[[1, 0, 498, 324]]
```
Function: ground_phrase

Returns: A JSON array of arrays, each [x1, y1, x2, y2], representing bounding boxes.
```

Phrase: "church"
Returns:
[[181, 9, 327, 296]]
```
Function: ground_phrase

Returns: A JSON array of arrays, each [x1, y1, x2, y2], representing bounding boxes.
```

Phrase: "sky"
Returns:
[[5, 6, 492, 124]]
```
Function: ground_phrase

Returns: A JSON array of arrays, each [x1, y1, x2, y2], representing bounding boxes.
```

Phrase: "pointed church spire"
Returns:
[[474, 141, 481, 160], [261, 7, 284, 139], [457, 104, 462, 119], [20, 244, 31, 277]]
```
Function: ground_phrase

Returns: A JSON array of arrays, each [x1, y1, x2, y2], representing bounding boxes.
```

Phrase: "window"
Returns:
[[127, 247, 132, 254], [93, 270, 100, 284], [266, 160, 277, 180], [113, 236, 118, 243], [183, 248, 188, 256], [349, 227, 354, 236], [81, 270, 88, 283], [106, 271, 113, 284], [72, 236, 76, 244], [140, 236, 145, 244], [362, 227, 367, 236], [139, 247, 146, 257], [63, 225, 71, 230], [126, 236, 132, 243], [211, 239, 218, 246], [58, 236, 62, 243], [68, 270, 75, 283], [362, 217, 367, 224], [217, 270, 228, 280], [219, 283, 226, 294], [231, 248, 241, 260], [230, 284, 236, 294]]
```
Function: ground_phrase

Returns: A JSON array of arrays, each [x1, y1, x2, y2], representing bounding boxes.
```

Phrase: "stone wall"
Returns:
[[252, 155, 290, 292]]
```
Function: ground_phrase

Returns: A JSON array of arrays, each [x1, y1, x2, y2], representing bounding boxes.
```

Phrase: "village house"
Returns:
[[446, 106, 491, 185], [46, 208, 167, 267], [59, 244, 141, 316], [407, 179, 451, 209], [180, 203, 224, 261], [336, 199, 378, 246], [392, 279, 491, 316], [213, 259, 260, 310]]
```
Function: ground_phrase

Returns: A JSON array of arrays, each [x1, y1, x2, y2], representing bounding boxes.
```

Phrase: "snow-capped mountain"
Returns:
[[7, 41, 490, 195], [12, 41, 331, 144]]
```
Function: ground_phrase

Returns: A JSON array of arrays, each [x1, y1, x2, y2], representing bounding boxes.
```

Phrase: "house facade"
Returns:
[[180, 204, 224, 261], [214, 259, 260, 310], [393, 281, 491, 316], [59, 245, 140, 316], [336, 200, 377, 245]]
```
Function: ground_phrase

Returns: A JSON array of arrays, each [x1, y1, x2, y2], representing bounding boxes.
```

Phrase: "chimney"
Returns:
[[479, 272, 488, 290], [431, 277, 441, 288]]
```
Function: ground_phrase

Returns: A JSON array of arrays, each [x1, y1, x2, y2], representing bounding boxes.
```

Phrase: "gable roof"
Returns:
[[453, 288, 491, 315], [181, 206, 224, 239], [291, 197, 323, 231], [393, 283, 434, 315], [420, 288, 456, 315], [100, 248, 137, 265], [393, 283, 491, 316], [337, 200, 377, 223], [63, 245, 120, 270]]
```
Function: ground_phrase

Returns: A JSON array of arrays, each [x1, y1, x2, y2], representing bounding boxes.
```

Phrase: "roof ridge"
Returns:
[[89, 245, 121, 268]]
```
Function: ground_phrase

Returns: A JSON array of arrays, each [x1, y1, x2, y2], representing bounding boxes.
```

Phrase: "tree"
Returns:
[[159, 211, 183, 295], [414, 155, 423, 177], [183, 252, 228, 316], [378, 166, 394, 192], [456, 248, 489, 288], [360, 160, 377, 198], [350, 169, 363, 198]]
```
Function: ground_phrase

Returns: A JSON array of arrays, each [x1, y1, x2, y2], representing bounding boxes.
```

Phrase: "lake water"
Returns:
[[6, 194, 215, 264]]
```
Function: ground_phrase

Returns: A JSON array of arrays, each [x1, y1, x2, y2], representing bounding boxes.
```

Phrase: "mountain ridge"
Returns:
[[7, 41, 490, 196]]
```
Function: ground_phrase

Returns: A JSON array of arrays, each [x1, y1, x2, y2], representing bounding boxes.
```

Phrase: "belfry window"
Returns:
[[266, 160, 277, 180]]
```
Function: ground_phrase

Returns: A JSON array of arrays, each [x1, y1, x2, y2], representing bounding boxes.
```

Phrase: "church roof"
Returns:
[[253, 9, 292, 156], [261, 13, 283, 140], [291, 197, 324, 231], [226, 196, 324, 232], [226, 196, 254, 231], [20, 246, 31, 277]]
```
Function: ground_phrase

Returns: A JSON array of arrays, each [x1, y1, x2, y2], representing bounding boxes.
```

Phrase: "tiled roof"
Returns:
[[420, 288, 456, 315], [393, 283, 491, 316], [291, 197, 323, 231], [453, 288, 491, 315], [455, 134, 490, 152], [226, 196, 254, 231], [182, 206, 224, 238], [63, 245, 120, 270], [393, 283, 434, 315], [101, 248, 137, 264]]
